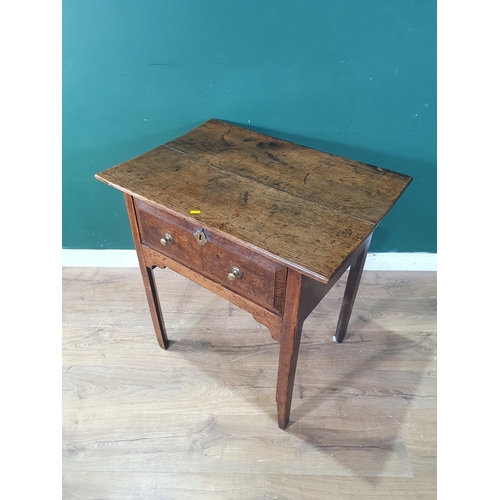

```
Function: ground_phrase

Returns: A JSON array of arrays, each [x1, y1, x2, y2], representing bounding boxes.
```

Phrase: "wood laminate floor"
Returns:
[[62, 267, 436, 499]]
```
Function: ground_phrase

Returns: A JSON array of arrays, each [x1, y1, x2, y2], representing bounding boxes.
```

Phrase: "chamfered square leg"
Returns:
[[124, 193, 169, 350], [276, 269, 304, 429], [334, 234, 372, 343], [139, 264, 169, 350]]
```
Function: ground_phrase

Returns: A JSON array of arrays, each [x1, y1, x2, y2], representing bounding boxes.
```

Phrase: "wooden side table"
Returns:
[[96, 119, 412, 429]]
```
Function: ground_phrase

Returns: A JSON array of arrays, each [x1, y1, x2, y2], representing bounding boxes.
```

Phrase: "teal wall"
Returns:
[[63, 0, 436, 252]]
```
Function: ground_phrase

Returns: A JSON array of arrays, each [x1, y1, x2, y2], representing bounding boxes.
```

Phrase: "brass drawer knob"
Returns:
[[227, 266, 243, 281], [160, 232, 174, 245]]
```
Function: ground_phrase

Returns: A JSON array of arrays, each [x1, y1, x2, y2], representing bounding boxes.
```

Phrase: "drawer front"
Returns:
[[135, 199, 287, 315]]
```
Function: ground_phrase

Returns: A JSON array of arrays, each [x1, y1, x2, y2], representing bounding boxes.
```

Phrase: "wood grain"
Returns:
[[63, 267, 436, 499], [95, 119, 411, 282], [169, 119, 411, 225], [62, 472, 266, 499], [63, 472, 434, 500]]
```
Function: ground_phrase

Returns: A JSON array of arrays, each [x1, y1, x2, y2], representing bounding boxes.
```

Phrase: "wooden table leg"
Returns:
[[139, 264, 169, 350], [124, 193, 169, 350], [334, 234, 372, 343], [276, 269, 304, 429]]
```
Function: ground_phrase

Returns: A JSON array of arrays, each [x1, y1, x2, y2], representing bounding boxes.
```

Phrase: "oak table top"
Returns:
[[96, 119, 411, 284]]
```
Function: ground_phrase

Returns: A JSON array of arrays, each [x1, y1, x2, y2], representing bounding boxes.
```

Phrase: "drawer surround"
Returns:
[[134, 198, 287, 316]]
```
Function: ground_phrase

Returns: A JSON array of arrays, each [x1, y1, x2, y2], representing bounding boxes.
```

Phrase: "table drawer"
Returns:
[[135, 199, 287, 315]]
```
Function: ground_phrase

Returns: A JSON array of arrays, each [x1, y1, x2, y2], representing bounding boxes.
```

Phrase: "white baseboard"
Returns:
[[62, 250, 436, 272], [62, 250, 140, 268], [364, 252, 436, 271]]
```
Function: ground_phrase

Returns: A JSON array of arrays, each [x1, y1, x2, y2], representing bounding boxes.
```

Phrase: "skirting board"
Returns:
[[62, 250, 436, 272]]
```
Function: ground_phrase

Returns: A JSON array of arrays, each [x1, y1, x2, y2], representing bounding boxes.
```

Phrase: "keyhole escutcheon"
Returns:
[[193, 228, 207, 247]]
